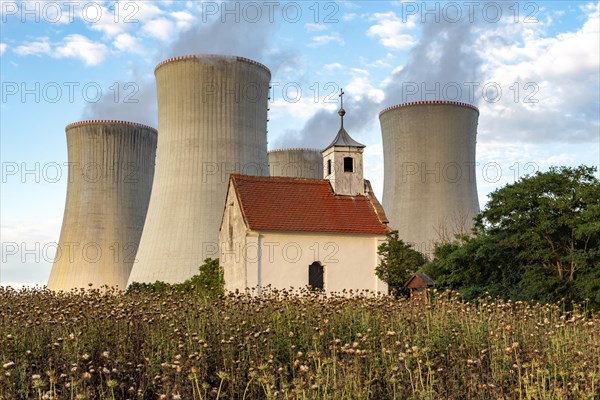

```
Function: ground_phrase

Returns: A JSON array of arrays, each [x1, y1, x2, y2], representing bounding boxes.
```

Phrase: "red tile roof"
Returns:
[[230, 174, 389, 235]]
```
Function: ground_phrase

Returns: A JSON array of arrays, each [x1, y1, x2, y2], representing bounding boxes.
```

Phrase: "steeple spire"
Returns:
[[323, 89, 365, 150], [338, 88, 346, 129]]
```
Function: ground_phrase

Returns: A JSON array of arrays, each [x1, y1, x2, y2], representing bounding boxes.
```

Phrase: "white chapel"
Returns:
[[219, 91, 390, 293]]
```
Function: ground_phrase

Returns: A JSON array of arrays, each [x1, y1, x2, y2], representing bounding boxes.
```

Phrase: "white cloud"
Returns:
[[131, 1, 166, 20], [474, 2, 599, 143], [363, 53, 394, 68], [0, 43, 7, 55], [351, 68, 369, 75], [346, 69, 385, 103], [113, 33, 144, 54], [13, 35, 107, 65], [304, 23, 327, 32], [269, 96, 338, 123], [367, 11, 416, 49], [142, 18, 175, 41], [14, 37, 51, 56], [54, 34, 108, 66], [308, 33, 345, 48], [86, 2, 164, 37], [323, 62, 343, 71], [171, 10, 194, 29], [342, 13, 357, 21], [87, 4, 130, 38]]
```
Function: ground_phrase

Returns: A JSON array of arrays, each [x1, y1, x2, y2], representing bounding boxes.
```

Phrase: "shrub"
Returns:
[[376, 230, 427, 295], [127, 258, 224, 297]]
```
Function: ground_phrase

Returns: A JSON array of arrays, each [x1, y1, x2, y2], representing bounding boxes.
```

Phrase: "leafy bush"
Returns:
[[126, 280, 171, 294], [127, 258, 224, 297], [376, 230, 427, 295], [178, 258, 225, 297]]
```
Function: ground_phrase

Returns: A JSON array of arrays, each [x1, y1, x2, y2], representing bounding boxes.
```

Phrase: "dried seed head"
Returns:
[[3, 362, 15, 370]]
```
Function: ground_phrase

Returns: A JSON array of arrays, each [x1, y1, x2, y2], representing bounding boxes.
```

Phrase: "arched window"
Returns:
[[327, 159, 332, 176], [308, 261, 324, 290], [343, 157, 353, 172]]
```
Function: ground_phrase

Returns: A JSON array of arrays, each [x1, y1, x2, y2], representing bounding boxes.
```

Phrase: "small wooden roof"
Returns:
[[404, 273, 435, 289]]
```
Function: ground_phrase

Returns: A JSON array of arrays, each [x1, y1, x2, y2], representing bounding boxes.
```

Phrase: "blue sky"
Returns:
[[1, 0, 599, 287]]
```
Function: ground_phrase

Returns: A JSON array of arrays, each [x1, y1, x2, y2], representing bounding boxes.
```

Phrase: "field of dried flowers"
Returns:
[[0, 287, 598, 400]]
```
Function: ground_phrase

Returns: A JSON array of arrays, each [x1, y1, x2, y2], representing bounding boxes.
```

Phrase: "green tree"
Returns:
[[425, 165, 600, 307], [178, 258, 225, 297], [376, 231, 427, 294], [128, 258, 224, 297], [424, 233, 521, 300]]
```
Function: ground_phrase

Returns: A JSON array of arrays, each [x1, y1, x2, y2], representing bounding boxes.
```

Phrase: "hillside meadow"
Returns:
[[0, 287, 598, 399]]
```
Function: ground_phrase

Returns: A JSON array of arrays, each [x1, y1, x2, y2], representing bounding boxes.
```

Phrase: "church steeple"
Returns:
[[324, 89, 366, 149], [322, 89, 365, 196], [339, 88, 345, 128]]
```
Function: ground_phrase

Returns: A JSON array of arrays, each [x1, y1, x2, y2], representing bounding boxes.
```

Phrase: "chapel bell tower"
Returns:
[[322, 89, 365, 196]]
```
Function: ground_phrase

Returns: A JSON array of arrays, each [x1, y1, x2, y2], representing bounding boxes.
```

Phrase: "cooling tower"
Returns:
[[47, 120, 157, 291], [128, 55, 270, 285], [379, 101, 480, 255], [268, 148, 323, 179]]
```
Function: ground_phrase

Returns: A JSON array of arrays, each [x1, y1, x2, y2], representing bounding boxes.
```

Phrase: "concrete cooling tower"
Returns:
[[47, 120, 157, 291], [128, 55, 270, 285], [379, 101, 480, 255], [268, 148, 323, 179]]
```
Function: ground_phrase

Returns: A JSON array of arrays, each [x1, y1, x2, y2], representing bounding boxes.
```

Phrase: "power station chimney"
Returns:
[[268, 148, 323, 179], [379, 101, 480, 255], [47, 120, 157, 291], [128, 55, 270, 285]]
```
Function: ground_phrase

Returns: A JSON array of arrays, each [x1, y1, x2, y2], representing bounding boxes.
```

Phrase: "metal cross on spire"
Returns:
[[338, 88, 346, 128]]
